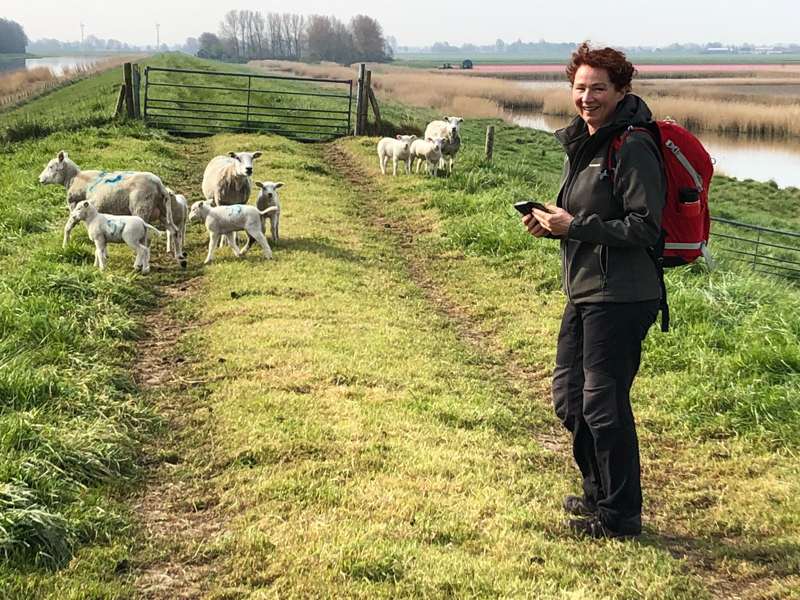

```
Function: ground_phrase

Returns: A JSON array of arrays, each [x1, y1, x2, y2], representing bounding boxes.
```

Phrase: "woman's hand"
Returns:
[[522, 213, 549, 237], [533, 205, 574, 237]]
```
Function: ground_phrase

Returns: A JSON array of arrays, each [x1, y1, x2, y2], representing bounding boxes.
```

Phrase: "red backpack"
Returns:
[[609, 120, 714, 267], [608, 120, 715, 330]]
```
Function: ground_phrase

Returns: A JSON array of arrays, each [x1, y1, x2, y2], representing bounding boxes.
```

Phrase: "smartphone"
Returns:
[[514, 200, 552, 215]]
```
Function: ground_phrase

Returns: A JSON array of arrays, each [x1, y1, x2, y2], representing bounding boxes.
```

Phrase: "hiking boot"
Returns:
[[567, 516, 640, 540], [562, 495, 598, 517]]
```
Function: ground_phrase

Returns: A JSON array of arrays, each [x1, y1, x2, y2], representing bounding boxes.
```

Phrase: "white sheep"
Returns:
[[165, 187, 189, 268], [377, 135, 417, 176], [410, 138, 445, 176], [188, 201, 278, 264], [424, 117, 464, 174], [201, 151, 262, 206], [63, 200, 161, 274], [243, 181, 283, 253], [38, 150, 179, 261]]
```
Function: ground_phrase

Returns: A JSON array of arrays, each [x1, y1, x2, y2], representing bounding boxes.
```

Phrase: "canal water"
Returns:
[[506, 82, 800, 189], [24, 56, 100, 76]]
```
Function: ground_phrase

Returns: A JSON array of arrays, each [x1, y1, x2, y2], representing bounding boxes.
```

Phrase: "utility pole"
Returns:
[[155, 23, 160, 51]]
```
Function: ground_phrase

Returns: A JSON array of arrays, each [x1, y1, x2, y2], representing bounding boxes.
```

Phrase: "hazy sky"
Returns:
[[6, 0, 799, 48]]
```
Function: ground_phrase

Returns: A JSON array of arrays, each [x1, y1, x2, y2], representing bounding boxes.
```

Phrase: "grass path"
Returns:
[[121, 132, 798, 599]]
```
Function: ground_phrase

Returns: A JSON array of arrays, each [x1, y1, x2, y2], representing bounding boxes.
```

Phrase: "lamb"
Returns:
[[410, 138, 445, 176], [165, 187, 189, 268], [243, 181, 283, 253], [188, 201, 278, 264], [38, 150, 179, 260], [201, 151, 262, 206], [377, 135, 417, 176], [424, 116, 464, 174], [63, 200, 160, 274]]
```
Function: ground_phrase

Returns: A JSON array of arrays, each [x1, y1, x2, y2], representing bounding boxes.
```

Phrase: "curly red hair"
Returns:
[[566, 42, 636, 92]]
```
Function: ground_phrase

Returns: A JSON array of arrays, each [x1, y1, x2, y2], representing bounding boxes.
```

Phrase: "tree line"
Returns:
[[198, 11, 392, 64], [0, 18, 28, 54]]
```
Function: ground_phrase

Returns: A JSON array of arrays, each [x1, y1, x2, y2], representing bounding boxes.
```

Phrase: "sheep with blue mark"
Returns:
[[63, 200, 161, 274], [38, 150, 180, 264], [188, 201, 278, 264]]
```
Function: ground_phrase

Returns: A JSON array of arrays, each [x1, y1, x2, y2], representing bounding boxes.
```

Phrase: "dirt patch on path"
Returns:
[[130, 138, 227, 599]]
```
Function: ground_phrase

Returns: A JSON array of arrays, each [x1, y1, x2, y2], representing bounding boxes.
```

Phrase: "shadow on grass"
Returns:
[[640, 531, 800, 580]]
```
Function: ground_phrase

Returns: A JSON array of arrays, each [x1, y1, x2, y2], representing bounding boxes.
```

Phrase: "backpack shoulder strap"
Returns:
[[606, 124, 658, 175]]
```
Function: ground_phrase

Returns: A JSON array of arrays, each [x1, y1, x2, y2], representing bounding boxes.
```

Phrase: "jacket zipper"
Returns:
[[600, 244, 608, 288]]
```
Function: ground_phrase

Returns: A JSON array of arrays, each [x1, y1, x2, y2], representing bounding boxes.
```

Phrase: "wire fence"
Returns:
[[710, 217, 800, 280]]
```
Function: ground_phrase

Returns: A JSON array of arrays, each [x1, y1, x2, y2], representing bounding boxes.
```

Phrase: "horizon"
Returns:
[[5, 0, 800, 50]]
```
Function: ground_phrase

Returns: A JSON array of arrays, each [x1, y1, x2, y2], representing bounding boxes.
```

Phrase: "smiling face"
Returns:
[[571, 65, 626, 135]]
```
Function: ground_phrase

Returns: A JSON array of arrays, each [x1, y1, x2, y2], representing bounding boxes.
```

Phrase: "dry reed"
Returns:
[[251, 60, 800, 139]]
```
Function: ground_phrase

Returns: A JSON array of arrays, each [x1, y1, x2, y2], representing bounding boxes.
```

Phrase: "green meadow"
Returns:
[[0, 54, 798, 599]]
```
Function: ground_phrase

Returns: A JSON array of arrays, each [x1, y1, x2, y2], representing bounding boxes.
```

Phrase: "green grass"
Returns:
[[1, 56, 799, 598], [0, 52, 356, 143], [0, 95, 196, 595]]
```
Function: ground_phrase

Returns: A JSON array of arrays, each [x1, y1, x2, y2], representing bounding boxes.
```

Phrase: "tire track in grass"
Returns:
[[131, 137, 225, 600], [323, 141, 567, 455], [322, 139, 760, 600]]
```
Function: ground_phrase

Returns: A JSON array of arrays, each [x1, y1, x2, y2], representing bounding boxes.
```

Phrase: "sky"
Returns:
[[6, 0, 800, 48]]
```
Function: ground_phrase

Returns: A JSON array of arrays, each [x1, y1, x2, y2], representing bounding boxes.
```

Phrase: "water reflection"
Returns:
[[24, 56, 99, 76], [505, 109, 800, 189]]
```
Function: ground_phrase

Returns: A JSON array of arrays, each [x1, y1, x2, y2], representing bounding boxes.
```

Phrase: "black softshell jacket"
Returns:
[[554, 94, 666, 303]]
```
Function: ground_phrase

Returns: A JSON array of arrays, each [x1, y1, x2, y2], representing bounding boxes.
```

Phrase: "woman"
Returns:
[[523, 43, 665, 539]]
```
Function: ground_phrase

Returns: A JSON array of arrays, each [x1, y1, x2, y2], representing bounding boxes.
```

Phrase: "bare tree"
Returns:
[[283, 13, 304, 59], [350, 15, 388, 62], [219, 10, 240, 58]]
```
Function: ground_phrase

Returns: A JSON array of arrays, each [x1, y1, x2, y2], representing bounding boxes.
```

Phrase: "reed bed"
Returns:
[[253, 60, 800, 139], [0, 56, 134, 110]]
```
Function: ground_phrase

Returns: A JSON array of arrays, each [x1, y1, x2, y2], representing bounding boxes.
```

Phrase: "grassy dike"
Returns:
[[1, 55, 798, 598]]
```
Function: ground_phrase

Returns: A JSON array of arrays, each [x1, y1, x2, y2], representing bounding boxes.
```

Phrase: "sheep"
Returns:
[[165, 187, 189, 268], [201, 151, 262, 206], [188, 201, 278, 264], [63, 200, 161, 274], [243, 181, 283, 253], [410, 138, 445, 176], [38, 150, 179, 260], [424, 116, 464, 174], [377, 135, 417, 176]]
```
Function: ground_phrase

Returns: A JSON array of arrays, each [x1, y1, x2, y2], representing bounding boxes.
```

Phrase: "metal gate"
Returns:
[[143, 66, 353, 141], [711, 217, 800, 279]]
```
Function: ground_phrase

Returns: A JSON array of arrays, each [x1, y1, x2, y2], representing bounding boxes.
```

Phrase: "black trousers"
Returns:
[[552, 300, 659, 533]]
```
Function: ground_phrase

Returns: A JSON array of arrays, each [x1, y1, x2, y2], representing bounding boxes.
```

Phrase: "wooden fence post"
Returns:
[[367, 86, 381, 132], [132, 64, 141, 118], [114, 85, 126, 118], [354, 63, 366, 135], [123, 63, 135, 119], [361, 69, 372, 134], [485, 125, 495, 162]]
